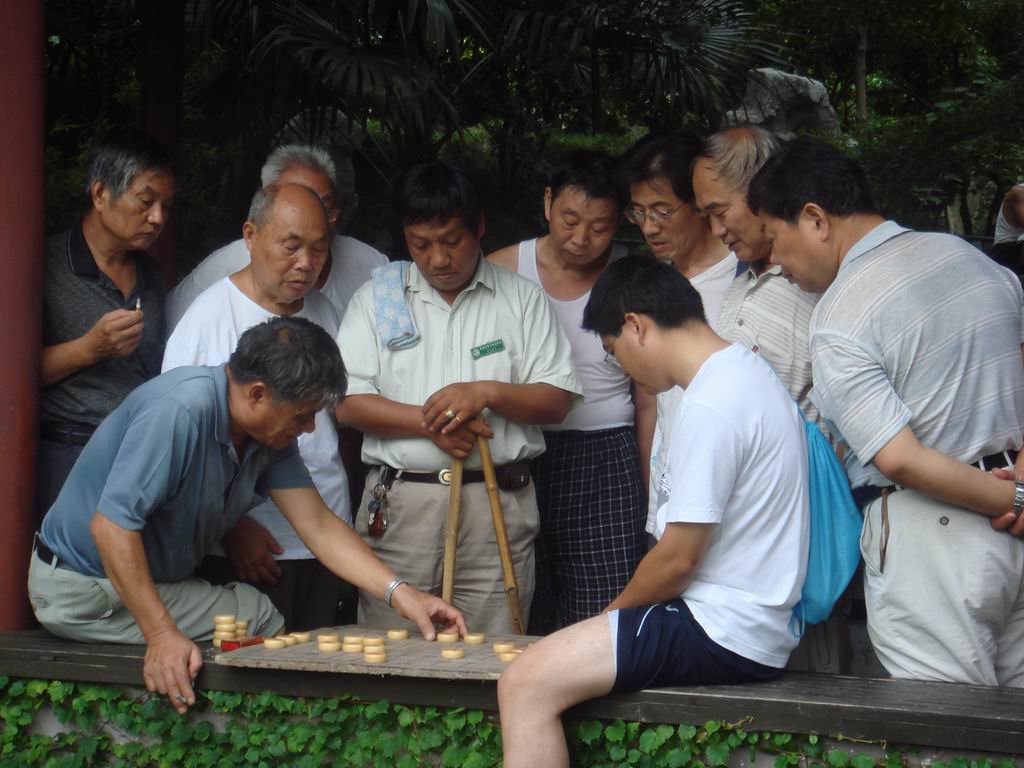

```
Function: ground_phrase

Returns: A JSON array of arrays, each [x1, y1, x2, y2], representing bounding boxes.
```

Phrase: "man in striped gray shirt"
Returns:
[[749, 137, 1024, 687]]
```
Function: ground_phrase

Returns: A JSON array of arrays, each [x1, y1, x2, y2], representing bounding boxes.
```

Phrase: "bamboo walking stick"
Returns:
[[441, 458, 464, 605], [478, 435, 526, 634]]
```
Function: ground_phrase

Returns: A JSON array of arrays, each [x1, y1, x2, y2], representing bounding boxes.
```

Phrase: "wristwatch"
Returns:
[[1013, 481, 1024, 518]]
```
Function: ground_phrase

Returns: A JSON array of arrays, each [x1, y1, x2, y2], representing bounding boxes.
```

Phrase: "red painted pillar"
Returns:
[[0, 0, 44, 630]]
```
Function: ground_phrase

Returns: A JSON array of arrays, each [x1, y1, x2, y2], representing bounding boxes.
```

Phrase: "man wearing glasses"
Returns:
[[165, 144, 387, 330]]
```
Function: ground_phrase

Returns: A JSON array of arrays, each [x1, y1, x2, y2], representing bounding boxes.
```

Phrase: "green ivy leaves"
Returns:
[[0, 676, 1019, 768]]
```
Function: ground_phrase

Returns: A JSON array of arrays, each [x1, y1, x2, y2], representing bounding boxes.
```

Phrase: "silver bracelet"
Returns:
[[1013, 481, 1024, 518], [384, 578, 408, 608]]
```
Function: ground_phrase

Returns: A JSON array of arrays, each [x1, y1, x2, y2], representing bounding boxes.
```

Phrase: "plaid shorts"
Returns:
[[528, 427, 647, 634]]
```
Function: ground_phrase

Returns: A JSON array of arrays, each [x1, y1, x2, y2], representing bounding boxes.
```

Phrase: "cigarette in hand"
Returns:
[[135, 298, 142, 311]]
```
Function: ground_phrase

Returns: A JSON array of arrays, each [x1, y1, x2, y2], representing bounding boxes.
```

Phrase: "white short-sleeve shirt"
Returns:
[[337, 258, 583, 471], [162, 277, 348, 560], [655, 343, 809, 668]]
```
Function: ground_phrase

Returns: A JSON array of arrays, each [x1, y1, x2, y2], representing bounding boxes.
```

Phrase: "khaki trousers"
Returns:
[[355, 469, 538, 635], [861, 489, 1024, 686], [28, 548, 284, 643]]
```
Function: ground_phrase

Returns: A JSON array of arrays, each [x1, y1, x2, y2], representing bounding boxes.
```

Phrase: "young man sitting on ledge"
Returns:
[[497, 256, 810, 768]]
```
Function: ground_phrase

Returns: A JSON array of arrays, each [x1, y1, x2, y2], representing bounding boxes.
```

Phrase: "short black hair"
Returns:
[[747, 136, 879, 224], [228, 317, 347, 409], [85, 128, 174, 202], [547, 150, 628, 213], [392, 161, 482, 233], [621, 131, 705, 204], [582, 255, 705, 337]]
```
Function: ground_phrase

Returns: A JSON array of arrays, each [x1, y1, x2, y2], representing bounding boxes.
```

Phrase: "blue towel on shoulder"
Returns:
[[371, 261, 420, 350]]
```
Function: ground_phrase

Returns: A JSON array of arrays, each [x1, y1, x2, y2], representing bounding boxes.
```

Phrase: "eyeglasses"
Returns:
[[624, 204, 684, 227]]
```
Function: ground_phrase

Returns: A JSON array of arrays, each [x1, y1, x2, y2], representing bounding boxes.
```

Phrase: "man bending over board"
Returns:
[[29, 317, 465, 714], [497, 256, 809, 767]]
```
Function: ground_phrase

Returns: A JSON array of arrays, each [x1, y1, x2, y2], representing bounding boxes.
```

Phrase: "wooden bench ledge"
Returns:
[[0, 631, 1020, 754]]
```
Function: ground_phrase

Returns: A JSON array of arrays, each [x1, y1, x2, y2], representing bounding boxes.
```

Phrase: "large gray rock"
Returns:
[[725, 68, 839, 137]]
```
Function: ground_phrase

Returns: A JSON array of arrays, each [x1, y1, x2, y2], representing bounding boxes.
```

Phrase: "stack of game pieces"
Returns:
[[362, 635, 387, 664], [492, 640, 523, 663], [317, 632, 340, 652], [212, 614, 243, 648]]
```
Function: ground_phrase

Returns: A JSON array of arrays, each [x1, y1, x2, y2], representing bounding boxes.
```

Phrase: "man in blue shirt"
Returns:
[[29, 316, 466, 714]]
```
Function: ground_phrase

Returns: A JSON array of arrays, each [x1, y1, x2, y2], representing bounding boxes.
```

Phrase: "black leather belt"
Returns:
[[388, 461, 531, 491], [34, 536, 60, 567], [40, 423, 95, 446], [852, 448, 1019, 509]]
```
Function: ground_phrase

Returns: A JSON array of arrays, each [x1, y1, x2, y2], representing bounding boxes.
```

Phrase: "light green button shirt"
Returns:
[[337, 258, 583, 470]]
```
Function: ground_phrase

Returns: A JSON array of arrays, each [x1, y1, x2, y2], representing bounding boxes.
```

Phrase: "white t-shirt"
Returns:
[[515, 238, 633, 431], [162, 278, 349, 560], [646, 253, 738, 531], [654, 343, 809, 668], [165, 234, 388, 333]]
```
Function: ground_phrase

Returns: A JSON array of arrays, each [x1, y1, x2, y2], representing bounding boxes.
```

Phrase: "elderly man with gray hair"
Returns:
[[165, 144, 387, 329], [30, 316, 466, 715], [38, 129, 175, 528], [692, 126, 820, 425], [692, 127, 833, 673], [163, 183, 349, 631]]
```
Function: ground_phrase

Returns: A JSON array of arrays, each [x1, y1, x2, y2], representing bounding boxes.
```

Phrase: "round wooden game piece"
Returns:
[[318, 641, 340, 652], [317, 633, 339, 644], [464, 633, 485, 645], [290, 632, 310, 643], [363, 652, 387, 664], [492, 641, 515, 653], [214, 623, 236, 634], [264, 638, 287, 650], [283, 636, 297, 647], [342, 635, 364, 645], [234, 621, 248, 632], [499, 652, 519, 663], [213, 632, 236, 642], [212, 636, 223, 649], [441, 647, 465, 660], [213, 614, 236, 625], [363, 636, 385, 648], [386, 629, 409, 640], [342, 642, 365, 653], [436, 632, 458, 643]]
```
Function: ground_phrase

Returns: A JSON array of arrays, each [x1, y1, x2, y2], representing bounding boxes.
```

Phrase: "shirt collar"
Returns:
[[408, 253, 494, 304], [212, 364, 233, 447], [67, 223, 155, 293], [739, 261, 783, 280], [838, 220, 910, 274]]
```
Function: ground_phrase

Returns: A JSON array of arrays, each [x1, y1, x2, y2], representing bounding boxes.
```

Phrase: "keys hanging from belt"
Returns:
[[367, 466, 397, 538]]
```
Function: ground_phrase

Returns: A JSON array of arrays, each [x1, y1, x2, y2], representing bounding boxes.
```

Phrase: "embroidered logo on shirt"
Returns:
[[471, 339, 505, 360]]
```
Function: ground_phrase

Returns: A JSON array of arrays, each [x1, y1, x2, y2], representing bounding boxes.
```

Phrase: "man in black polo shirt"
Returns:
[[38, 130, 175, 524]]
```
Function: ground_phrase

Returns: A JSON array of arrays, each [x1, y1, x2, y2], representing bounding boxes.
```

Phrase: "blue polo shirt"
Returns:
[[40, 365, 314, 582]]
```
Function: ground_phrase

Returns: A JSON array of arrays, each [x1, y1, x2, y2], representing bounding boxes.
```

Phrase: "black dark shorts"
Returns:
[[611, 598, 782, 693]]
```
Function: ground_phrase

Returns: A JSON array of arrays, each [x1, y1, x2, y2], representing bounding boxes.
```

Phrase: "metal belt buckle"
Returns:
[[438, 469, 452, 486]]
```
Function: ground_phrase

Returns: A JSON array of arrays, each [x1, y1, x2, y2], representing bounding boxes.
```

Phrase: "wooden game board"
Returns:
[[213, 625, 539, 681]]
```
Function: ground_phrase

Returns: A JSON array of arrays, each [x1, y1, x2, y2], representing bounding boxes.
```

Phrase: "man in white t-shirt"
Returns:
[[163, 182, 349, 631], [620, 131, 737, 536], [488, 150, 649, 634], [498, 256, 809, 768], [990, 183, 1024, 273], [165, 144, 387, 331]]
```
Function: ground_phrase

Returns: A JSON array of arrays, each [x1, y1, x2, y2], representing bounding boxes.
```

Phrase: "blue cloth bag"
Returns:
[[791, 419, 864, 636]]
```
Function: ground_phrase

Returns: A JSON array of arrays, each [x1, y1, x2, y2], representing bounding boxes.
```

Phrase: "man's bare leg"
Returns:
[[498, 613, 617, 768]]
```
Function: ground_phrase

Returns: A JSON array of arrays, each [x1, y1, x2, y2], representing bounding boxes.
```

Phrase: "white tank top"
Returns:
[[994, 205, 1024, 245], [517, 238, 634, 431]]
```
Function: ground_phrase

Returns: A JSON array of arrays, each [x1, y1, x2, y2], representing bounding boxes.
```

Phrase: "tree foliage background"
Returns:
[[42, 0, 1024, 275]]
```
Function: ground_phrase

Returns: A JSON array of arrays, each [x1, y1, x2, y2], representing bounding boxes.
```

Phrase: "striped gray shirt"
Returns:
[[810, 222, 1024, 489], [718, 264, 821, 425]]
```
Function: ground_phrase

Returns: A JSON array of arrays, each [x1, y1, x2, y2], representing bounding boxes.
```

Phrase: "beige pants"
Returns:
[[28, 548, 284, 643], [355, 469, 539, 635], [861, 489, 1024, 686]]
